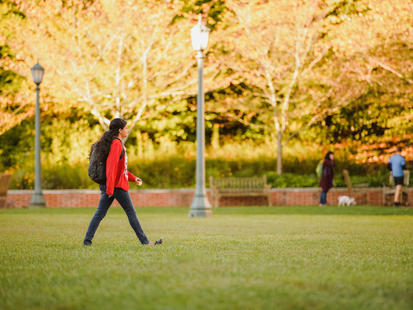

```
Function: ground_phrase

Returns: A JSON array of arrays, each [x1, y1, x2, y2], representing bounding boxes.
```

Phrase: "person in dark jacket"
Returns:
[[83, 118, 162, 246], [319, 151, 336, 206]]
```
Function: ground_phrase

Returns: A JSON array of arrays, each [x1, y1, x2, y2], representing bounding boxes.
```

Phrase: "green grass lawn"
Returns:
[[1, 206, 413, 310]]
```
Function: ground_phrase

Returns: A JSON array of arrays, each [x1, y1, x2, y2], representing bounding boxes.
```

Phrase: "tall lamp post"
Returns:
[[189, 15, 212, 217], [29, 62, 46, 208]]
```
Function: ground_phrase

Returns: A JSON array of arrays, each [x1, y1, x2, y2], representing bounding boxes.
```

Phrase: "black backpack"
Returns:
[[88, 138, 123, 185]]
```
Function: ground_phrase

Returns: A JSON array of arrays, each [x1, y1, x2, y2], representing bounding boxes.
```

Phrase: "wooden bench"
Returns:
[[383, 170, 410, 206], [0, 173, 12, 208], [209, 176, 272, 207]]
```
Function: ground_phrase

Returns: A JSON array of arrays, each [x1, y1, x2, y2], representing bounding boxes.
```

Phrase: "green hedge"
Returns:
[[7, 156, 400, 189]]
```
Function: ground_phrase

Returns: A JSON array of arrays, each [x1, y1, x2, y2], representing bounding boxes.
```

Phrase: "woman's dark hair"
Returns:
[[324, 151, 334, 160], [90, 118, 127, 162]]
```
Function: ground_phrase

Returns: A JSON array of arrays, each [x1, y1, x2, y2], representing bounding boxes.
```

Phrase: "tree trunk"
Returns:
[[277, 131, 283, 175]]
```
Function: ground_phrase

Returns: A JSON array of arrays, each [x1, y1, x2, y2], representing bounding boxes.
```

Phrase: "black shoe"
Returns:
[[154, 238, 163, 245], [394, 202, 401, 207], [83, 240, 92, 246]]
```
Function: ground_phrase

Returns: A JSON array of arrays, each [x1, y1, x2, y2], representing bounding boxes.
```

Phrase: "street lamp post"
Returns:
[[29, 62, 46, 208], [189, 15, 212, 217]]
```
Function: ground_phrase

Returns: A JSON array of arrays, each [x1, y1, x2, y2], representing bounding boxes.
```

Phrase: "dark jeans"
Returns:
[[320, 190, 328, 205], [84, 185, 149, 245]]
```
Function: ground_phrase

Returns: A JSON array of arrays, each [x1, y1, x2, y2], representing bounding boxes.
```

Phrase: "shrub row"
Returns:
[[8, 156, 398, 190]]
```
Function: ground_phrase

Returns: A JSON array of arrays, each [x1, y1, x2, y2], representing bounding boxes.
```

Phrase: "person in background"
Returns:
[[387, 147, 406, 206], [319, 151, 335, 206]]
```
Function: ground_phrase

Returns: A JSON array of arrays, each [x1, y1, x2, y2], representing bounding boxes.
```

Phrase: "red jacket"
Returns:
[[105, 139, 137, 196]]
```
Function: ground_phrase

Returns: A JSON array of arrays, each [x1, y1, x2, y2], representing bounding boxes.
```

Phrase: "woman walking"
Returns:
[[319, 151, 335, 206], [83, 118, 162, 246]]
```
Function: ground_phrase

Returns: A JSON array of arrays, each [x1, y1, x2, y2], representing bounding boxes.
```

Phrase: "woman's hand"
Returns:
[[135, 177, 143, 186]]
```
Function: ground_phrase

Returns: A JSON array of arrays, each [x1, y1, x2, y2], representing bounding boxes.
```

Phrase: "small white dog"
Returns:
[[338, 195, 356, 206]]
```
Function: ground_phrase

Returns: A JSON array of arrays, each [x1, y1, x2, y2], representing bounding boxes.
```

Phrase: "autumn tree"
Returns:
[[222, 0, 332, 173], [7, 0, 200, 132], [222, 0, 412, 174], [316, 0, 413, 146], [0, 0, 33, 134]]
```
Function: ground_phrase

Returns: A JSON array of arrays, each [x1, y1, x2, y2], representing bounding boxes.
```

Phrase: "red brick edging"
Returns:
[[4, 188, 413, 208]]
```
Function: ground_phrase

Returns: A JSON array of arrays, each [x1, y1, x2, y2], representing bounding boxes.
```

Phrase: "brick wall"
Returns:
[[4, 188, 413, 208]]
